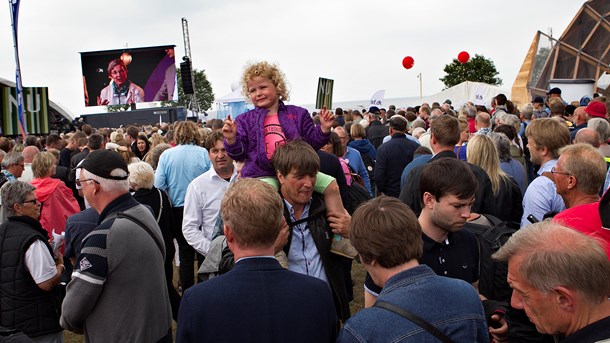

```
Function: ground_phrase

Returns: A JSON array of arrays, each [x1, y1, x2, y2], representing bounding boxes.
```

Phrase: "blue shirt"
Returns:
[[344, 147, 372, 196], [500, 159, 527, 194], [154, 144, 211, 207], [400, 154, 432, 188], [521, 159, 565, 227], [284, 200, 328, 284], [382, 133, 420, 145]]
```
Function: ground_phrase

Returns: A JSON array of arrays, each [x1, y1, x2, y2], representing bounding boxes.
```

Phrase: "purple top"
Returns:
[[224, 101, 330, 178]]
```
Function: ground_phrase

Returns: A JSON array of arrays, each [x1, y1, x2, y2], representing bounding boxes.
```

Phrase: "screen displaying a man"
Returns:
[[97, 59, 144, 106]]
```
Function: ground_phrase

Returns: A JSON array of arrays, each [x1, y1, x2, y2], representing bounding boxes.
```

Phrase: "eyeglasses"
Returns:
[[22, 199, 39, 205], [75, 178, 99, 187], [550, 166, 571, 177]]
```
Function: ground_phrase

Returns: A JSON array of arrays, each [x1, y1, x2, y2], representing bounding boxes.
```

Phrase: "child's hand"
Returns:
[[222, 115, 237, 144], [319, 106, 335, 133]]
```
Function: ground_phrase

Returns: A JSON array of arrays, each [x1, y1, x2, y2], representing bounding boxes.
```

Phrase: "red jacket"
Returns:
[[31, 177, 80, 237]]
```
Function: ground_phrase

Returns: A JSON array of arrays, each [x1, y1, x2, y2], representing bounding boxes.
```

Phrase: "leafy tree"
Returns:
[[174, 68, 214, 111], [440, 54, 502, 89], [531, 47, 550, 87]]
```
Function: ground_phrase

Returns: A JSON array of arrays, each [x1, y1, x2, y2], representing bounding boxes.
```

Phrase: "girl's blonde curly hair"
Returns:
[[241, 61, 289, 102]]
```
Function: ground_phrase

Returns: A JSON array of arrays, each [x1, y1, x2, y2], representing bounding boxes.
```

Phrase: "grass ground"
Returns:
[[64, 261, 367, 342]]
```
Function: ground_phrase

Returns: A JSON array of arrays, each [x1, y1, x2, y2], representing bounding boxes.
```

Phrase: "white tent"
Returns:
[[214, 82, 252, 119], [215, 88, 244, 103], [409, 81, 511, 109], [299, 81, 511, 112]]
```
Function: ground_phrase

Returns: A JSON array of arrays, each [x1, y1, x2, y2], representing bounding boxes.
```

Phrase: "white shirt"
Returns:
[[182, 167, 237, 255], [25, 240, 56, 284], [17, 164, 33, 183]]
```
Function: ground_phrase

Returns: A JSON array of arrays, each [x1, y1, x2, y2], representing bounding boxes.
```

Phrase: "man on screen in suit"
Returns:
[[176, 178, 338, 343]]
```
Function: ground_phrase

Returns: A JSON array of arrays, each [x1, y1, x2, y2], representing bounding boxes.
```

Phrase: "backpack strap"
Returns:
[[155, 189, 163, 223], [374, 301, 455, 343], [103, 211, 164, 257]]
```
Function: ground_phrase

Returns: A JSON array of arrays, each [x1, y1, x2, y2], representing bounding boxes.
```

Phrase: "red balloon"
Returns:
[[402, 56, 414, 69], [458, 51, 470, 64]]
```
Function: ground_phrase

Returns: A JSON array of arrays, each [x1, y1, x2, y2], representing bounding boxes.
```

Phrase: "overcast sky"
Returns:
[[0, 0, 584, 117]]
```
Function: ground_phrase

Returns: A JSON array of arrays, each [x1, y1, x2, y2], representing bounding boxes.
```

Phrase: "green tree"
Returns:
[[531, 47, 550, 87], [440, 54, 502, 89], [169, 68, 214, 111]]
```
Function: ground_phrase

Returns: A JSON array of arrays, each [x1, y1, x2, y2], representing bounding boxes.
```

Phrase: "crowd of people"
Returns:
[[0, 61, 609, 343]]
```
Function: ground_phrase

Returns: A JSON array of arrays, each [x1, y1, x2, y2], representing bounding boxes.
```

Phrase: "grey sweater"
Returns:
[[60, 194, 171, 342]]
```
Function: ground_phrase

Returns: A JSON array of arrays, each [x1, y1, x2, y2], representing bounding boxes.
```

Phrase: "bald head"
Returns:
[[333, 126, 348, 148], [475, 112, 491, 131], [573, 106, 588, 125], [22, 146, 40, 163], [574, 128, 600, 148]]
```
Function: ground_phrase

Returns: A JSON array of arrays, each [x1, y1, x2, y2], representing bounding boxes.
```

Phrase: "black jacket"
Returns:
[[365, 120, 388, 149], [282, 194, 350, 322], [374, 134, 418, 198], [0, 216, 63, 337], [399, 150, 499, 217]]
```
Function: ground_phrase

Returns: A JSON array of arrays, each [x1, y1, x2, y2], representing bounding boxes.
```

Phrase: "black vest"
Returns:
[[0, 216, 62, 337]]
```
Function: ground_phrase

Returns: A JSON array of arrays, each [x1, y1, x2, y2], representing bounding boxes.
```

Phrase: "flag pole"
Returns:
[[9, 0, 28, 139]]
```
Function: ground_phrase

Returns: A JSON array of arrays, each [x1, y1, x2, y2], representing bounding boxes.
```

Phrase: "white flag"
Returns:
[[369, 90, 385, 107]]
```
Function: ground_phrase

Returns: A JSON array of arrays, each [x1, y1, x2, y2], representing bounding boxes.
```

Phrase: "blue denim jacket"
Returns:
[[338, 265, 489, 343]]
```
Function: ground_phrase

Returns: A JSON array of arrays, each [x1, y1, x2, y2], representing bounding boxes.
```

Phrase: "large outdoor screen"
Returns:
[[81, 45, 177, 107]]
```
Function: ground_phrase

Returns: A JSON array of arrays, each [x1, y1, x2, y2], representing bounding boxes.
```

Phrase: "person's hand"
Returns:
[[489, 313, 509, 343], [328, 210, 351, 238], [97, 96, 109, 106], [274, 218, 289, 253], [318, 106, 335, 133], [222, 115, 237, 144]]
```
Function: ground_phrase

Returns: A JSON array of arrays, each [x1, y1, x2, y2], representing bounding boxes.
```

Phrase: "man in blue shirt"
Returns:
[[521, 118, 570, 227], [154, 121, 211, 291], [274, 140, 351, 322]]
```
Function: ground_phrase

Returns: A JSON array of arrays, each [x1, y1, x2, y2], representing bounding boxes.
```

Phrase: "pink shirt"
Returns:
[[263, 114, 287, 160]]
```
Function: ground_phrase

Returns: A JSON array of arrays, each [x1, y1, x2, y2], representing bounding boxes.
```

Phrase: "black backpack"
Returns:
[[344, 181, 372, 215], [463, 214, 515, 302], [344, 165, 373, 215], [360, 152, 375, 186]]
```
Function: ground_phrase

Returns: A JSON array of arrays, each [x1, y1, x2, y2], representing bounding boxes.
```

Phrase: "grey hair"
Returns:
[[521, 104, 534, 119], [81, 168, 129, 193], [411, 118, 426, 130], [127, 161, 154, 191], [463, 105, 477, 118], [1, 181, 35, 216], [588, 118, 610, 142], [501, 114, 522, 134], [493, 221, 610, 305], [1, 152, 24, 169], [489, 132, 512, 162]]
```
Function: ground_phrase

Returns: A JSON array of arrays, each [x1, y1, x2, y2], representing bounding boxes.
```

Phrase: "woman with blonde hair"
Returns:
[[467, 134, 522, 228]]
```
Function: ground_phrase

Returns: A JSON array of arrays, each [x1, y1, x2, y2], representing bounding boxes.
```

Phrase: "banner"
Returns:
[[9, 0, 27, 138], [1, 87, 49, 136], [315, 78, 334, 109], [370, 90, 385, 107]]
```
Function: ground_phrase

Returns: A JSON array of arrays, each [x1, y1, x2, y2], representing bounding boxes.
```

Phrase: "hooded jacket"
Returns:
[[31, 177, 80, 237]]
